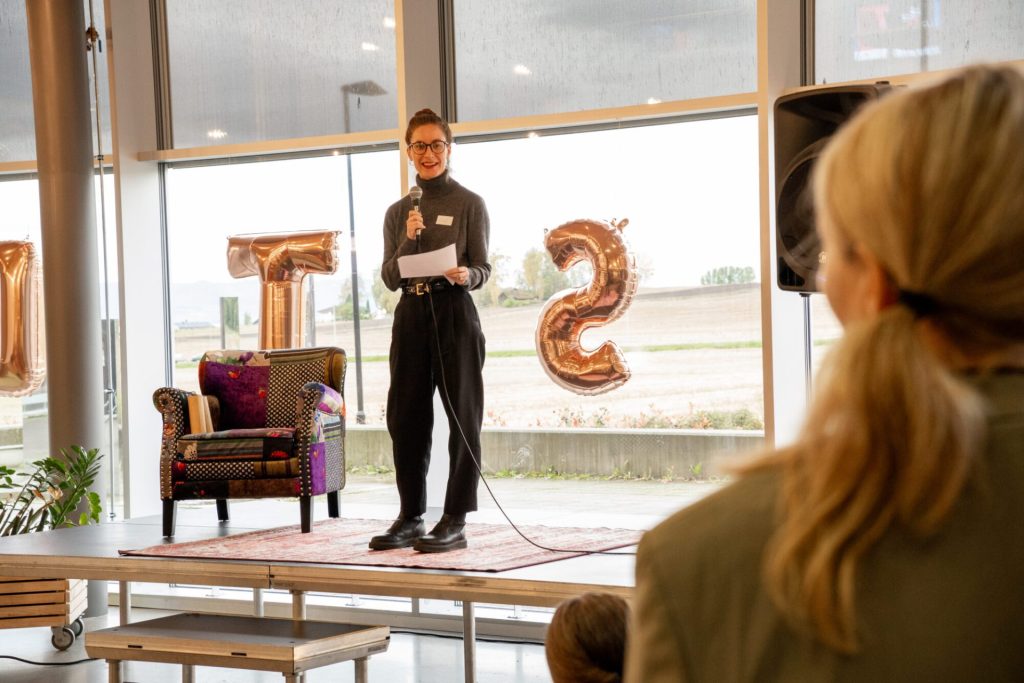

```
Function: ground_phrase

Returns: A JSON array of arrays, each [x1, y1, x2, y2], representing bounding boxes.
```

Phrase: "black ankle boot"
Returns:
[[368, 516, 425, 550], [413, 514, 467, 553]]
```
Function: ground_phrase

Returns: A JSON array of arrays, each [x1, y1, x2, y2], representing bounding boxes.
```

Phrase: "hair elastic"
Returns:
[[896, 289, 939, 318]]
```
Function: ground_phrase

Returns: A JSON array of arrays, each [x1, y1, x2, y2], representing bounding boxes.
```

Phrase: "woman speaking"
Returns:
[[370, 108, 491, 554]]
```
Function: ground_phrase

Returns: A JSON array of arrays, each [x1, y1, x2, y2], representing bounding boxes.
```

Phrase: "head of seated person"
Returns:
[[546, 592, 630, 683]]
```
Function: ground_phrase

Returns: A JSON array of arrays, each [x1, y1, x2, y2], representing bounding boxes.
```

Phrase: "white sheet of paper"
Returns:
[[398, 243, 457, 278]]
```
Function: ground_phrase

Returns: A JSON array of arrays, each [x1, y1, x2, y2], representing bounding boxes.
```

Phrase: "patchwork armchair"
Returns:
[[154, 347, 346, 537]]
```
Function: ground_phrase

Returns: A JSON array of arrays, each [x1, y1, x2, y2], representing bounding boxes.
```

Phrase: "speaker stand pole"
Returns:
[[800, 292, 813, 398]]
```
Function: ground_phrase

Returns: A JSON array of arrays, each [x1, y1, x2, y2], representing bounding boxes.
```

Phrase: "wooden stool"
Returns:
[[84, 613, 389, 682]]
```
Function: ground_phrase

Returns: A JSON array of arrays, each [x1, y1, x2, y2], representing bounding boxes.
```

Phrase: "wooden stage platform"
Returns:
[[0, 506, 635, 682]]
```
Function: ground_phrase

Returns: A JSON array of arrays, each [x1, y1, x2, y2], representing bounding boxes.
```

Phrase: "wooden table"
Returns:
[[0, 509, 635, 682], [85, 613, 390, 683]]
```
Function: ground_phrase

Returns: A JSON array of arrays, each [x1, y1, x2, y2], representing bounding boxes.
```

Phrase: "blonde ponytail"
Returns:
[[759, 307, 984, 651]]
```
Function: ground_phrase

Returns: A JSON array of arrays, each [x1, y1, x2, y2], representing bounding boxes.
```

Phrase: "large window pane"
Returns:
[[454, 0, 756, 121], [0, 0, 112, 162], [164, 151, 400, 423], [452, 115, 763, 431], [0, 2, 34, 161], [166, 1, 398, 147], [816, 1, 1024, 83], [0, 174, 122, 517]]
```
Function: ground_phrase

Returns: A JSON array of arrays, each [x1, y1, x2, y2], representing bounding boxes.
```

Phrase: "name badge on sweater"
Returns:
[[436, 215, 454, 226]]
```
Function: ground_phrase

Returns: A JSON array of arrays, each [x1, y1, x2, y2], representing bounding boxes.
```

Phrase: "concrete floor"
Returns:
[[0, 608, 552, 682]]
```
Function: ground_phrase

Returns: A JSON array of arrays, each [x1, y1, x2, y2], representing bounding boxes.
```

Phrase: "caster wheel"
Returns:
[[51, 626, 75, 651], [71, 617, 85, 637]]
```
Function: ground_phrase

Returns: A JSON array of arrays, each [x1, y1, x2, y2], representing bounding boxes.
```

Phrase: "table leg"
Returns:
[[463, 600, 476, 683], [291, 589, 306, 620], [355, 657, 368, 683], [253, 587, 264, 617], [284, 675, 298, 683], [118, 581, 131, 625], [182, 663, 195, 682], [106, 659, 122, 683]]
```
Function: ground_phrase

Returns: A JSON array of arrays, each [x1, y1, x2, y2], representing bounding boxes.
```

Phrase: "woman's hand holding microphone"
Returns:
[[406, 208, 425, 241]]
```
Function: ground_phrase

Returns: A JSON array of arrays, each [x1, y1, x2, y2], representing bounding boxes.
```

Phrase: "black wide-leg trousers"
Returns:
[[386, 286, 485, 518]]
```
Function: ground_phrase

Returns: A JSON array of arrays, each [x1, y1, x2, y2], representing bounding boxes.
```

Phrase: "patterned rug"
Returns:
[[120, 518, 641, 572]]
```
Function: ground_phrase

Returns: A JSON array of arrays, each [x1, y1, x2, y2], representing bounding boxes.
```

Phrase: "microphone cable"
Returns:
[[424, 288, 637, 557]]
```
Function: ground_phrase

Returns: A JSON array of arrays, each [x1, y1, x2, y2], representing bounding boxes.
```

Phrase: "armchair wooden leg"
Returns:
[[327, 491, 339, 519], [163, 500, 176, 537], [216, 499, 229, 522], [300, 495, 311, 533]]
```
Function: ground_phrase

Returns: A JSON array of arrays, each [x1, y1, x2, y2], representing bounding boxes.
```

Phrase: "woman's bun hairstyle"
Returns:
[[405, 108, 453, 144]]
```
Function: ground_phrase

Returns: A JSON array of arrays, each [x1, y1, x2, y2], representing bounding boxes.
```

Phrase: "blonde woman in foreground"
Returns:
[[626, 64, 1024, 682]]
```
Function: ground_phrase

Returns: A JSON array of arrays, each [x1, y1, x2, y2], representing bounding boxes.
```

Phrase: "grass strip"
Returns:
[[174, 338, 842, 368]]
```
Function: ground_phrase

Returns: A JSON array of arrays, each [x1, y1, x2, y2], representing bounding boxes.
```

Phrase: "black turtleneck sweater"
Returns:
[[381, 170, 491, 292]]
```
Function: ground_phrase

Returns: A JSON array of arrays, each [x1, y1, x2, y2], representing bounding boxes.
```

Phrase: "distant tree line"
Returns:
[[368, 248, 654, 313], [700, 265, 755, 286]]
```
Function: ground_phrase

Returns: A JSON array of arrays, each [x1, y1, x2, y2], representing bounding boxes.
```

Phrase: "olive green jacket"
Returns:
[[626, 373, 1024, 682]]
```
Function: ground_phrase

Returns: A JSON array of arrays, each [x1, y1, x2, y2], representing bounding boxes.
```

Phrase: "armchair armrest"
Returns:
[[299, 382, 344, 417], [293, 382, 346, 495], [153, 388, 192, 444], [153, 387, 192, 499]]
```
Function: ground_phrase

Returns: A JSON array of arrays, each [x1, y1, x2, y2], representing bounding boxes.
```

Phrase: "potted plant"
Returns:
[[0, 445, 103, 649]]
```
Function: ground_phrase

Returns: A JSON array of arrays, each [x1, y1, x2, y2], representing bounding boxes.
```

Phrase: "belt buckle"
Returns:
[[414, 282, 428, 296]]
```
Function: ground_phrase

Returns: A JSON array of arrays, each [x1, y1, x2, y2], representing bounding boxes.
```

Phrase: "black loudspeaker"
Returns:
[[774, 83, 893, 292]]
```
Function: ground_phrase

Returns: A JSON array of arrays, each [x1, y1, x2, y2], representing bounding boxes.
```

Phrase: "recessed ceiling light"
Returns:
[[207, 129, 227, 140], [513, 64, 531, 76], [647, 97, 662, 105], [361, 42, 379, 52], [383, 17, 395, 29]]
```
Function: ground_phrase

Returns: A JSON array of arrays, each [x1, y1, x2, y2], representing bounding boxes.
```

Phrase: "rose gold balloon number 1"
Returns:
[[535, 218, 638, 396], [0, 241, 45, 397], [227, 231, 340, 350]]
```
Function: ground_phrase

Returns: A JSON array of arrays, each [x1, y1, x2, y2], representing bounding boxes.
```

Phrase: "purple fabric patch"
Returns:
[[316, 385, 344, 415], [307, 442, 326, 494], [202, 362, 270, 429]]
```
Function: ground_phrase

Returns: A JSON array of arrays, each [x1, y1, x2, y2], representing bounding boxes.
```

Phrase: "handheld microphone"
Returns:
[[409, 186, 424, 239]]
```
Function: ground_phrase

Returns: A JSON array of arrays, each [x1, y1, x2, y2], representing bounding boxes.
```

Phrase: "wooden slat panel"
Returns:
[[0, 614, 68, 628], [0, 579, 69, 595], [68, 589, 88, 619], [69, 579, 87, 600], [0, 590, 66, 607], [0, 602, 67, 618], [0, 576, 70, 584]]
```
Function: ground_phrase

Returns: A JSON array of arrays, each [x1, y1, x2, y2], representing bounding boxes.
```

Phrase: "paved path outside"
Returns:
[[339, 471, 728, 532]]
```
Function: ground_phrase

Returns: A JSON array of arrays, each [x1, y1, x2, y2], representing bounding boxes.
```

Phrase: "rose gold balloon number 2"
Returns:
[[535, 218, 638, 396]]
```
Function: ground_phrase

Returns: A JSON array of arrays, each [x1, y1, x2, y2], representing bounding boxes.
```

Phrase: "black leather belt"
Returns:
[[403, 279, 453, 296]]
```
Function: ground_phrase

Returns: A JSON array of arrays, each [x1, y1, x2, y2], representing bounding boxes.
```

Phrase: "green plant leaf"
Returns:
[[1, 445, 104, 535]]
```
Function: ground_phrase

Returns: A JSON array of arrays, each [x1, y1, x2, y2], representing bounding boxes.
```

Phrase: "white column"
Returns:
[[757, 0, 809, 447], [105, 0, 169, 518], [26, 0, 109, 617]]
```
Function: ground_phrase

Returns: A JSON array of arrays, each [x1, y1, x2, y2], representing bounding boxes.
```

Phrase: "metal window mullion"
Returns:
[[438, 0, 457, 122], [150, 0, 173, 149], [158, 162, 173, 385], [803, 0, 814, 86]]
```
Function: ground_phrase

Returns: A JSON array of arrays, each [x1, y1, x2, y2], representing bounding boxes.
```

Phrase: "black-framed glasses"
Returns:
[[408, 140, 449, 155]]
